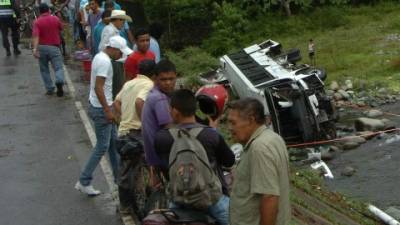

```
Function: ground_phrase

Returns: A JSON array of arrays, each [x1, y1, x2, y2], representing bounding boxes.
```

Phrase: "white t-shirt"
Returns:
[[89, 51, 113, 107]]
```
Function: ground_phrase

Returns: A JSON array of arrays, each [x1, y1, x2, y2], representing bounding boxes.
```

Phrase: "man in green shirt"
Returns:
[[227, 98, 291, 225]]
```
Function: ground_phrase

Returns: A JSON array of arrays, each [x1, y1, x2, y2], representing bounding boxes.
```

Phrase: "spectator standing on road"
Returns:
[[0, 0, 21, 56], [227, 98, 291, 225], [113, 59, 155, 213], [98, 9, 132, 99], [125, 28, 155, 80], [308, 39, 316, 66], [87, 0, 101, 56], [32, 3, 65, 97], [102, 1, 133, 48], [67, 0, 78, 40], [134, 23, 164, 63], [92, 10, 111, 56], [141, 59, 176, 168], [75, 36, 133, 196], [154, 89, 235, 225]]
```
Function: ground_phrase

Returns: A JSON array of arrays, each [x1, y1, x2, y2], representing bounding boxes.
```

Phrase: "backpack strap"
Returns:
[[168, 128, 180, 141], [187, 127, 204, 138], [168, 125, 205, 140]]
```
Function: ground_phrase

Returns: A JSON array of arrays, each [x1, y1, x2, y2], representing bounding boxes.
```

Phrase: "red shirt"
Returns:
[[32, 12, 63, 46], [124, 50, 155, 80]]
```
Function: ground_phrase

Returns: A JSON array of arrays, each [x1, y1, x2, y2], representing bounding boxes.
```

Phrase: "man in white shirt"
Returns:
[[98, 9, 132, 99], [75, 36, 133, 196]]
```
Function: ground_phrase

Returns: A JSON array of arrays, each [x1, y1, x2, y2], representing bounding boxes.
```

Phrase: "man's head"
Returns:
[[101, 10, 112, 24], [154, 59, 176, 94], [104, 0, 114, 10], [138, 59, 156, 78], [89, 0, 99, 11], [227, 98, 266, 145], [109, 10, 132, 30], [105, 36, 133, 60], [134, 28, 150, 53], [170, 89, 197, 123], [39, 3, 49, 14]]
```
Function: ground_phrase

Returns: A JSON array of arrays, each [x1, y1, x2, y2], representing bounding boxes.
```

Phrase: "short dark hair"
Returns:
[[134, 27, 150, 40], [138, 59, 156, 77], [101, 10, 112, 20], [39, 3, 49, 14], [227, 98, 266, 124], [155, 59, 176, 76], [149, 22, 164, 40], [104, 0, 114, 9], [90, 0, 99, 5], [170, 89, 197, 117]]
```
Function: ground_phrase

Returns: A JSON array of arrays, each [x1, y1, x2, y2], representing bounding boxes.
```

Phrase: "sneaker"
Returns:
[[56, 83, 64, 97], [14, 48, 21, 55], [74, 181, 101, 196]]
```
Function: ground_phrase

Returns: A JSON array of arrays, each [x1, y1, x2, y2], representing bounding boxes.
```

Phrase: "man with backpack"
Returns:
[[154, 89, 235, 225]]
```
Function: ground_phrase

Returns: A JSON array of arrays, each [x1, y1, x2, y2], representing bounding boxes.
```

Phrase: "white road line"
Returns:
[[63, 65, 136, 225]]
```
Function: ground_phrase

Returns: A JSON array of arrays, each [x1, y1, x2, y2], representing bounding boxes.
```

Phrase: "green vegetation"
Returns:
[[151, 1, 400, 90], [291, 168, 379, 224]]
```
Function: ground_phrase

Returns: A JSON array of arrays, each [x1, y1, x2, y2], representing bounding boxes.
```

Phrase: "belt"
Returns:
[[39, 44, 60, 47]]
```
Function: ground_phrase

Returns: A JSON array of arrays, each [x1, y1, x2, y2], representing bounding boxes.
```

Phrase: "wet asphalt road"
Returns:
[[0, 47, 122, 225]]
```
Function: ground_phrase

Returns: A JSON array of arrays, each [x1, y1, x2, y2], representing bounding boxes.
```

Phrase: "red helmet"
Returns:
[[195, 84, 228, 118]]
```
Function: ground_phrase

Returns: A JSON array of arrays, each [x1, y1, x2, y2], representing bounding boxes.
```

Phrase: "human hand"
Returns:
[[33, 49, 40, 58], [105, 110, 115, 123], [207, 115, 220, 128]]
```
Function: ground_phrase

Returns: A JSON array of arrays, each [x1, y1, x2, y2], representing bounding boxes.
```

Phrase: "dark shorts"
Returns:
[[309, 52, 315, 58]]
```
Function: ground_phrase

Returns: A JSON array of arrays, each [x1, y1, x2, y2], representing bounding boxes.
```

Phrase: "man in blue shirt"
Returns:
[[92, 10, 111, 55]]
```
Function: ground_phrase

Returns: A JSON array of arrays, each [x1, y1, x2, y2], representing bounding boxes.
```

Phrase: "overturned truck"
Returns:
[[218, 40, 337, 144]]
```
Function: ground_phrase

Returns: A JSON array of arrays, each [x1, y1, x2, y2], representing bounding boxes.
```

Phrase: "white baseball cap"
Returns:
[[105, 36, 133, 56]]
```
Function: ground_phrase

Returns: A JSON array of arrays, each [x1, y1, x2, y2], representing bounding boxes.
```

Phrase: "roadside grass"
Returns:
[[171, 2, 400, 91], [274, 3, 400, 91]]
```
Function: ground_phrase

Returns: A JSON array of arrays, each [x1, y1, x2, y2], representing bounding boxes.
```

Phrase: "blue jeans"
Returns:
[[170, 195, 230, 225], [38, 45, 64, 92], [67, 8, 79, 41], [79, 104, 119, 186]]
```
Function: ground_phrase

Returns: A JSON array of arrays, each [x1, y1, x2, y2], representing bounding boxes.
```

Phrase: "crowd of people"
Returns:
[[1, 0, 292, 223]]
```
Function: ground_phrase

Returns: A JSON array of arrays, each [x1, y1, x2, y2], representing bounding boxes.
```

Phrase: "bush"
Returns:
[[202, 2, 251, 56], [310, 7, 350, 30], [142, 0, 215, 50], [165, 47, 218, 87]]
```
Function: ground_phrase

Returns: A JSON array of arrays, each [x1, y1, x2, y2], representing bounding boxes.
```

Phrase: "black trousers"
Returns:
[[0, 17, 19, 51]]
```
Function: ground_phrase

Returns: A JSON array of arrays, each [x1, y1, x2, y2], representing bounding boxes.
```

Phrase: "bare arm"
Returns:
[[32, 36, 40, 58], [260, 195, 279, 225], [113, 99, 121, 119], [95, 77, 114, 122], [135, 98, 144, 120]]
